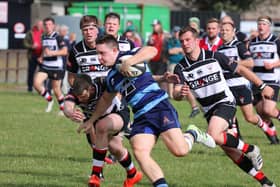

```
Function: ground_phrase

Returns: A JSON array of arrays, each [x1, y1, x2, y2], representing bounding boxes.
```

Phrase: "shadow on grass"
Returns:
[[0, 153, 89, 163]]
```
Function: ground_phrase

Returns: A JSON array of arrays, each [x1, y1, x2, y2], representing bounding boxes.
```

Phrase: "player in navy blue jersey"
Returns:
[[173, 26, 275, 187], [77, 34, 216, 187], [64, 74, 142, 187]]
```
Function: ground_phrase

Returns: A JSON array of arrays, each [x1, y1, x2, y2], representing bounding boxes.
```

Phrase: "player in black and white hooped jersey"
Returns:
[[67, 15, 109, 85], [248, 16, 280, 145], [33, 17, 68, 114], [218, 22, 277, 144], [103, 12, 135, 52], [173, 26, 276, 187], [65, 15, 138, 185], [64, 74, 142, 187]]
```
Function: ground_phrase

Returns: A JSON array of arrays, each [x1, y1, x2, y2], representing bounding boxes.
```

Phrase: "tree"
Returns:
[[184, 0, 271, 12]]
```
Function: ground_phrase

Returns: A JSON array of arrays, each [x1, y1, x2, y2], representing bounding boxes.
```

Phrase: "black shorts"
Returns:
[[39, 65, 65, 80], [148, 61, 167, 75], [93, 105, 130, 135], [252, 84, 279, 105], [230, 86, 253, 106], [205, 102, 236, 128]]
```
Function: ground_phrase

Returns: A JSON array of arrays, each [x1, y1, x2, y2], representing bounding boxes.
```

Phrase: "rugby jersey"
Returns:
[[218, 38, 251, 87], [249, 34, 280, 84], [105, 48, 168, 119], [42, 31, 65, 70], [174, 49, 236, 113]]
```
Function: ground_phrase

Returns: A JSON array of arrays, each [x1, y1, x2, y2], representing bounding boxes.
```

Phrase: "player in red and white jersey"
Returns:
[[199, 18, 223, 52], [249, 16, 280, 144]]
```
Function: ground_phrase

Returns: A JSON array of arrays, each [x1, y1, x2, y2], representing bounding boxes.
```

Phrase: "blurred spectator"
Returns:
[[220, 15, 248, 43], [147, 19, 169, 91], [23, 19, 44, 92], [188, 17, 204, 38], [59, 24, 71, 94], [200, 18, 223, 52], [166, 26, 183, 98], [123, 29, 142, 47], [69, 32, 76, 48]]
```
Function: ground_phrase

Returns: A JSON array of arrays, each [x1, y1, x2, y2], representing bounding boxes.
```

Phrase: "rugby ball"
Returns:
[[116, 55, 146, 77]]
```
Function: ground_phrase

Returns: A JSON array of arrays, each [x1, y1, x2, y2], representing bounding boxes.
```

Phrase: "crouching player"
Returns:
[[64, 74, 142, 187]]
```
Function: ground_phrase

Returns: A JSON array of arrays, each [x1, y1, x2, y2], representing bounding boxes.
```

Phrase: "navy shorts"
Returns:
[[205, 102, 236, 128], [129, 99, 181, 138], [230, 86, 253, 106]]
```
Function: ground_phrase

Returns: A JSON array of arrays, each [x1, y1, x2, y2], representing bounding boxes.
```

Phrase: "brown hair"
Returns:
[[79, 15, 98, 29], [179, 26, 199, 38]]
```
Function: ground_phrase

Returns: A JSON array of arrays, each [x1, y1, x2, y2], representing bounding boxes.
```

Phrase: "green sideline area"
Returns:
[[0, 89, 279, 186]]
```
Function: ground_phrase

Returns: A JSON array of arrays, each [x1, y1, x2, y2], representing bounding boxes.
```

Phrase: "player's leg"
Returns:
[[51, 70, 65, 113], [207, 103, 263, 170], [255, 99, 279, 144], [186, 92, 200, 118], [33, 71, 54, 112], [222, 146, 276, 186], [241, 104, 277, 143], [109, 135, 142, 187], [130, 134, 166, 187]]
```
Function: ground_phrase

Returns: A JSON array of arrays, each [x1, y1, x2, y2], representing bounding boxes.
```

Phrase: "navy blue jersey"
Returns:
[[105, 48, 168, 118]]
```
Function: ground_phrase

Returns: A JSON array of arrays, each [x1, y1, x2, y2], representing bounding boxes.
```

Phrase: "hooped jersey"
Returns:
[[65, 80, 125, 120], [67, 40, 109, 80], [105, 48, 168, 119], [67, 36, 135, 81], [249, 34, 280, 84], [218, 38, 251, 87], [174, 49, 236, 113], [42, 31, 65, 69]]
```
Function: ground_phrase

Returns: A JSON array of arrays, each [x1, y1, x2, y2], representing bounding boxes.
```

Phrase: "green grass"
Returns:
[[0, 90, 279, 187]]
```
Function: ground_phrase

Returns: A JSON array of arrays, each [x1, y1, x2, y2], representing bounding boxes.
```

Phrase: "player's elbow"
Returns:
[[149, 46, 158, 58]]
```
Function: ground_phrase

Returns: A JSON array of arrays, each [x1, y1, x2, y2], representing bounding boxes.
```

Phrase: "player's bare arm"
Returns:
[[64, 100, 85, 123], [238, 58, 254, 68], [119, 46, 157, 76], [236, 64, 274, 98], [263, 60, 280, 70], [77, 91, 117, 133]]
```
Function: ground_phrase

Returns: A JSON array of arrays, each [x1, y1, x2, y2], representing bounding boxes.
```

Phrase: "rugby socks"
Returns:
[[57, 95, 64, 111], [257, 118, 276, 136], [119, 150, 137, 178], [223, 132, 254, 153], [276, 110, 280, 120], [183, 133, 194, 151], [153, 178, 168, 187], [231, 117, 240, 138], [91, 147, 107, 178], [235, 154, 274, 185], [41, 89, 52, 102]]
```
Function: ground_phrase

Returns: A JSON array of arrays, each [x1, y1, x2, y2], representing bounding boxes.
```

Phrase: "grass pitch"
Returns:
[[0, 89, 279, 187]]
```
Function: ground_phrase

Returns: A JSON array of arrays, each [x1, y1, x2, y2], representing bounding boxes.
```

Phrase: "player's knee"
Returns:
[[244, 115, 255, 123], [95, 120, 109, 134], [172, 147, 188, 157]]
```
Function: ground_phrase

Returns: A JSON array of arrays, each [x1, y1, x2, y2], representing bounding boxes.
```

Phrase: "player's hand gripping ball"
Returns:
[[116, 55, 146, 77]]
